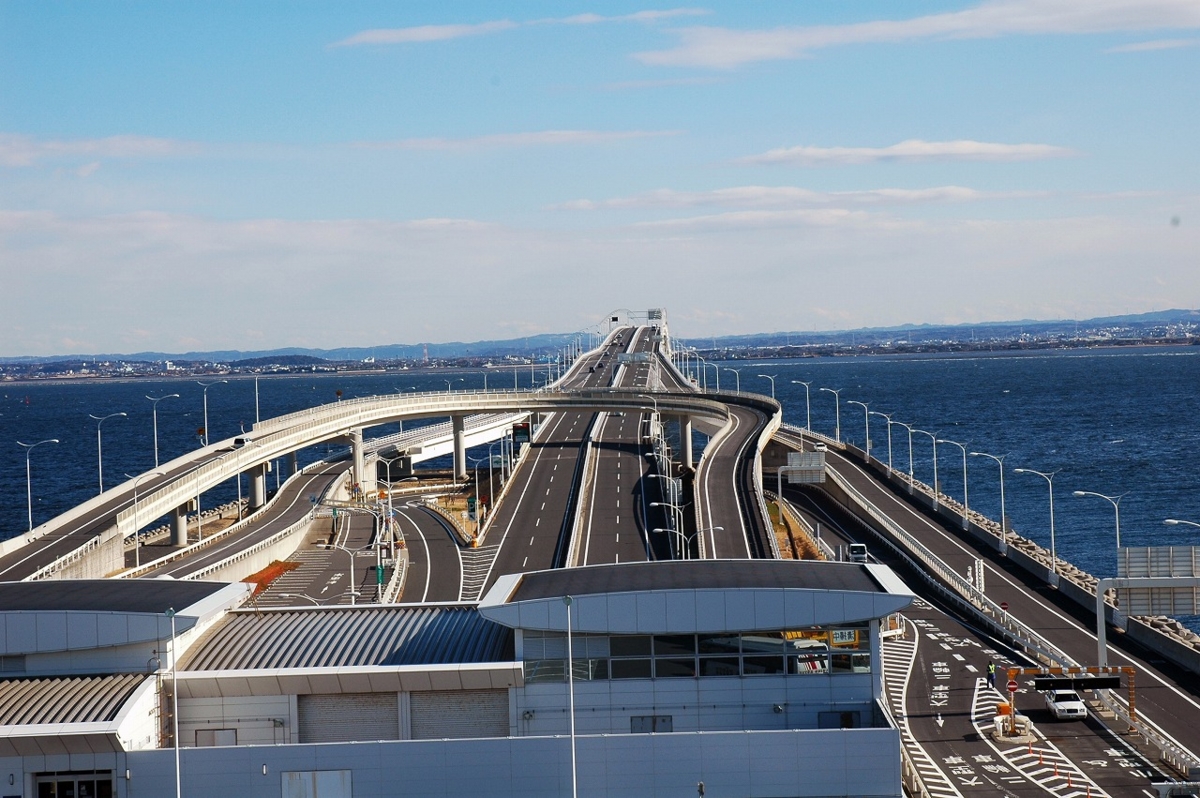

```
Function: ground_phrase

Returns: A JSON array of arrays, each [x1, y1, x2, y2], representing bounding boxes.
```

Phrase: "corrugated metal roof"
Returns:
[[182, 605, 513, 671], [0, 674, 149, 726]]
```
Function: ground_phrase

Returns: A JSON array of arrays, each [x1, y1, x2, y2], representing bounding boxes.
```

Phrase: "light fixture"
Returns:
[[772, 704, 784, 714], [262, 764, 268, 775]]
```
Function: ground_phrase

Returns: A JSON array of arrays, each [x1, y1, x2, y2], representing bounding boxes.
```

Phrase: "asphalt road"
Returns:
[[779, 428, 1200, 783]]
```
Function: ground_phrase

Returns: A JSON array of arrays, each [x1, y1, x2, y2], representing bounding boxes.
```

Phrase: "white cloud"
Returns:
[[737, 139, 1076, 166], [556, 184, 1028, 210], [634, 0, 1200, 68], [330, 21, 518, 47], [0, 133, 198, 167], [358, 129, 682, 151], [634, 208, 870, 230], [1107, 37, 1200, 52], [331, 8, 707, 47]]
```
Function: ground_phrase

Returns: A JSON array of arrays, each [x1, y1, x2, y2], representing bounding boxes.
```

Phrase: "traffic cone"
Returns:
[[1054, 762, 1059, 778]]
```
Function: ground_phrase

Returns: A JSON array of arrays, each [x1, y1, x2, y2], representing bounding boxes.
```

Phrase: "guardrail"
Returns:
[[27, 533, 105, 581], [564, 416, 602, 568]]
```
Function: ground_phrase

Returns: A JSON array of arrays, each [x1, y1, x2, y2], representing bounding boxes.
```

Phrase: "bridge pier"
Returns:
[[250, 462, 270, 510], [288, 451, 298, 476], [678, 414, 693, 469], [452, 415, 467, 480], [172, 504, 189, 546], [350, 428, 375, 497]]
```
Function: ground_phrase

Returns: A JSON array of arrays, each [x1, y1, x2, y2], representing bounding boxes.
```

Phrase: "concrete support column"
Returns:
[[288, 451, 298, 476], [452, 415, 467, 480], [250, 462, 269, 510], [678, 414, 693, 469], [351, 428, 375, 497], [172, 504, 189, 546]]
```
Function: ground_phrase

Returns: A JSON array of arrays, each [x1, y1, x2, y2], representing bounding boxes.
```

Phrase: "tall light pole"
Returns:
[[790, 381, 812, 430], [936, 438, 969, 529], [444, 377, 464, 393], [970, 451, 1008, 536], [131, 470, 165, 568], [722, 367, 742, 392], [756, 374, 777, 399], [146, 393, 179, 468], [197, 380, 228, 447], [564, 595, 578, 798], [708, 362, 720, 392], [1014, 468, 1060, 575], [89, 411, 127, 493], [819, 387, 841, 443], [912, 429, 939, 507], [1074, 490, 1125, 549], [320, 543, 362, 605], [895, 422, 916, 484], [1164, 518, 1200, 529], [870, 412, 893, 473], [166, 607, 181, 798], [18, 438, 59, 532], [847, 400, 869, 461]]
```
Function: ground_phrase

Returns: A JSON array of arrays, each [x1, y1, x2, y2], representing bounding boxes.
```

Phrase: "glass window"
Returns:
[[831, 653, 872, 673], [525, 660, 566, 683], [740, 634, 784, 655], [698, 657, 740, 677], [697, 634, 740, 655], [610, 636, 651, 657], [653, 635, 696, 656], [830, 627, 869, 648], [611, 658, 652, 679], [743, 656, 785, 675], [789, 652, 829, 674], [655, 658, 697, 678], [575, 658, 609, 681]]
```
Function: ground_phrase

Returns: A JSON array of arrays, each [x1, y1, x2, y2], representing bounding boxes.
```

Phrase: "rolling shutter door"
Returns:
[[409, 689, 509, 739], [297, 693, 399, 743]]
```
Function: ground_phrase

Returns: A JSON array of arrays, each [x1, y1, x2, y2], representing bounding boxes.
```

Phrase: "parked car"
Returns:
[[1043, 689, 1087, 720]]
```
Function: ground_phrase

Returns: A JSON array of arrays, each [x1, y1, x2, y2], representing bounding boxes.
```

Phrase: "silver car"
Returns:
[[1043, 689, 1087, 720]]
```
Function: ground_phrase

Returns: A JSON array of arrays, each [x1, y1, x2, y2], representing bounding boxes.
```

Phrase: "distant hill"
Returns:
[[3, 309, 1198, 363]]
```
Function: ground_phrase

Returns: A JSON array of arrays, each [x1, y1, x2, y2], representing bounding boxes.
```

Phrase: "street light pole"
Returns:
[[912, 429, 939, 508], [756, 374, 777, 399], [1014, 468, 1060, 577], [131, 470, 166, 568], [89, 411, 127, 494], [895, 422, 916, 485], [18, 438, 59, 532], [970, 451, 1007, 536], [870, 412, 893, 473], [564, 595, 578, 798], [936, 438, 969, 530], [723, 367, 741, 392], [790, 381, 812, 430], [847, 400, 870, 461], [197, 380, 228, 447], [1074, 490, 1125, 549], [146, 394, 179, 468], [444, 378, 464, 393], [819, 388, 842, 443]]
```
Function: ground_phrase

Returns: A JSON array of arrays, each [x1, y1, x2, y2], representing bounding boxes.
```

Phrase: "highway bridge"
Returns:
[[3, 311, 1199, 797]]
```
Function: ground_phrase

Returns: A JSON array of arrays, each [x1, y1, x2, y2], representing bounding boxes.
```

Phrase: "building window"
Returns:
[[630, 715, 673, 733], [521, 626, 872, 683], [35, 771, 113, 798]]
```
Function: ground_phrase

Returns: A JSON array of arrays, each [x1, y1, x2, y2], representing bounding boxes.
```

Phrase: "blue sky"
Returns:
[[1, 1, 1198, 355]]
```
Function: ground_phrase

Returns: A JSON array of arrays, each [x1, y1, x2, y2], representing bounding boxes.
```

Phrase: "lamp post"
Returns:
[[936, 438, 969, 529], [708, 362, 721, 392], [1074, 490, 1125, 549], [723, 367, 741, 392], [18, 438, 59, 532], [895, 422, 916, 485], [1164, 518, 1200, 529], [320, 543, 363, 605], [756, 374, 777, 399], [166, 607, 181, 798], [1014, 468, 1060, 576], [277, 593, 324, 606], [649, 501, 688, 557], [969, 451, 1008, 536], [197, 380, 228, 447], [564, 595, 578, 798], [146, 394, 179, 468], [444, 378, 464, 393], [912, 429, 939, 508], [89, 411, 127, 494], [131, 470, 165, 567], [847, 400, 869, 461], [819, 388, 841, 443], [790, 381, 812, 430], [870, 412, 894, 473]]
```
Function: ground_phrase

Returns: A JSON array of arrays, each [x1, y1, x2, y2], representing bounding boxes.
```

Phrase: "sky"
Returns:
[[1, 1, 1198, 356]]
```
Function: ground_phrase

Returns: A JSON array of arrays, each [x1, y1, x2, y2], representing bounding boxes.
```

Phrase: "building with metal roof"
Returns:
[[0, 559, 914, 797]]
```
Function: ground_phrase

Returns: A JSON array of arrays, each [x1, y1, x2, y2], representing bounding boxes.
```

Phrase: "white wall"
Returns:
[[115, 727, 902, 798], [179, 695, 293, 748]]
